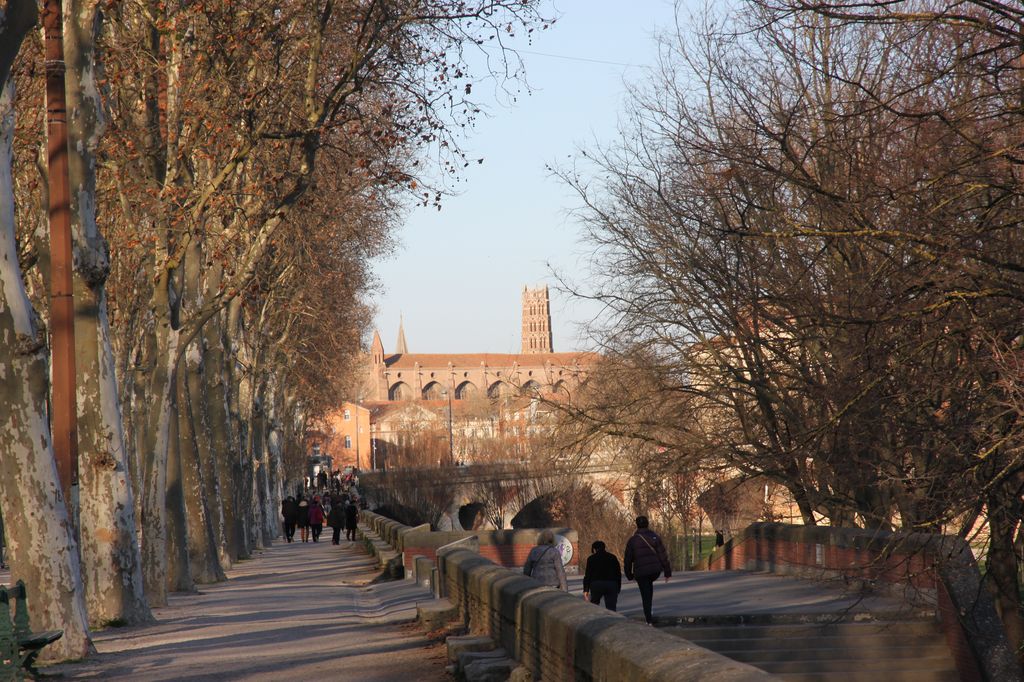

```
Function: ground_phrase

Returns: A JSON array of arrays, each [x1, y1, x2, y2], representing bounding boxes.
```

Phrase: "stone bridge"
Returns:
[[359, 462, 630, 531]]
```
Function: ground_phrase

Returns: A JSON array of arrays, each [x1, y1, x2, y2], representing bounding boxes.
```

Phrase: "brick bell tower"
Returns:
[[521, 285, 553, 354]]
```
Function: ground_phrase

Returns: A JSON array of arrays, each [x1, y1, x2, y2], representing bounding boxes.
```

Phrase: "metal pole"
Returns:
[[44, 0, 78, 504]]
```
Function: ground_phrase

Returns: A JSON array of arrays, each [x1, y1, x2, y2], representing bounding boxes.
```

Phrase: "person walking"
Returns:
[[624, 515, 672, 624], [297, 495, 310, 543], [281, 495, 299, 543], [308, 495, 325, 543], [523, 530, 567, 591], [328, 494, 345, 545], [344, 497, 359, 542], [583, 540, 622, 611]]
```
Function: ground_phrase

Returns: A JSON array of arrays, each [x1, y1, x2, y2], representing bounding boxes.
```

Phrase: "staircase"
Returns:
[[667, 617, 960, 681]]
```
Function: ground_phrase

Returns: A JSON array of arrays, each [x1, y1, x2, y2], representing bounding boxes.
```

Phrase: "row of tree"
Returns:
[[0, 0, 548, 661], [559, 0, 1024, 656]]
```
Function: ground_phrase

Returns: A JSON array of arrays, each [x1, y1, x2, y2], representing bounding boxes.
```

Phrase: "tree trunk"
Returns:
[[63, 0, 151, 626], [225, 298, 251, 558], [179, 347, 226, 583], [987, 487, 1024, 662], [163, 369, 193, 593], [0, 75, 93, 661], [141, 308, 190, 603], [204, 308, 239, 564], [250, 384, 268, 549], [174, 238, 226, 584]]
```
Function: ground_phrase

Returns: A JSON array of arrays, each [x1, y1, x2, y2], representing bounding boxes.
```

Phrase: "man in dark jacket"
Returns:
[[623, 515, 672, 624], [327, 494, 346, 545], [583, 540, 622, 611], [344, 498, 360, 542], [281, 496, 299, 543]]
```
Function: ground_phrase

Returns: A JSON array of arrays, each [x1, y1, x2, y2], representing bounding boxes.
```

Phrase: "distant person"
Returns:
[[344, 497, 359, 542], [308, 496, 325, 543], [583, 540, 622, 611], [523, 530, 567, 591], [281, 495, 299, 543], [328, 494, 345, 545], [317, 469, 328, 492], [297, 495, 310, 543], [624, 515, 672, 624]]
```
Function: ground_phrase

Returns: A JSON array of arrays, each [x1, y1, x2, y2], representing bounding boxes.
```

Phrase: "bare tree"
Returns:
[[561, 1, 1023, 651]]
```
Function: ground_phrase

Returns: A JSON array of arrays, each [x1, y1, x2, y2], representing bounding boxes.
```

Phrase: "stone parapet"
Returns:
[[438, 548, 773, 682], [358, 510, 579, 571]]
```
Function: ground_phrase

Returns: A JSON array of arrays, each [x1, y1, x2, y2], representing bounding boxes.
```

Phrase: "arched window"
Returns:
[[389, 381, 414, 401], [455, 381, 479, 399], [344, 436, 352, 448], [422, 381, 444, 400], [488, 381, 513, 400], [343, 409, 351, 421]]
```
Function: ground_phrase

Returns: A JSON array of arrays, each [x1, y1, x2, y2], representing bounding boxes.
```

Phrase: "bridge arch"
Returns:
[[510, 494, 559, 528], [455, 380, 479, 400], [422, 381, 445, 400], [389, 381, 414, 401]]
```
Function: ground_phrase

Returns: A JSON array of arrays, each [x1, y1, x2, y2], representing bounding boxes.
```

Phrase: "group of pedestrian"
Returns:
[[523, 515, 672, 625], [281, 493, 360, 544]]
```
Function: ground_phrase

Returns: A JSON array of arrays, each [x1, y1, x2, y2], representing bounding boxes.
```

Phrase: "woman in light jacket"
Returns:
[[523, 530, 567, 591]]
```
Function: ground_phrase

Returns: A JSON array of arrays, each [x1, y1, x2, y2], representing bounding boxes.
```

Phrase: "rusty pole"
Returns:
[[43, 0, 78, 503]]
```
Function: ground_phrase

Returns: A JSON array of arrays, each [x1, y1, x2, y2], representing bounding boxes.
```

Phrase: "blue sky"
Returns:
[[371, 1, 694, 354]]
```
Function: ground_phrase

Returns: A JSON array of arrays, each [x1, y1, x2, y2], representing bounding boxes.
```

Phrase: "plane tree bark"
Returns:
[[0, 4, 93, 654]]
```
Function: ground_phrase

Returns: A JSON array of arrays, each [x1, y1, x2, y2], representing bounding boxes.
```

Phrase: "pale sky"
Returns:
[[371, 1, 694, 355]]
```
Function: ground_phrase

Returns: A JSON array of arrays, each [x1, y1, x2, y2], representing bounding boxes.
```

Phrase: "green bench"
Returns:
[[0, 581, 63, 680]]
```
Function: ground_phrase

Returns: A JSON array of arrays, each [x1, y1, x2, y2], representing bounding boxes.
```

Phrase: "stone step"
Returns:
[[446, 635, 496, 662], [417, 598, 457, 630]]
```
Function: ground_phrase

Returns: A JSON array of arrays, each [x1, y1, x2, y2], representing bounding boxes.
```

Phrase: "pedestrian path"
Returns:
[[46, 540, 446, 681], [565, 568, 916, 623]]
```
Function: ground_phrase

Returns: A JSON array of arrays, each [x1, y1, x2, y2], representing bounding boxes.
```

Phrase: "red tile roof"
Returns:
[[383, 352, 597, 370]]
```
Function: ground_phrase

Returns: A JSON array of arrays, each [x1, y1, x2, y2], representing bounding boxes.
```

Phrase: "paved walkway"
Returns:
[[44, 540, 446, 681], [565, 569, 915, 622]]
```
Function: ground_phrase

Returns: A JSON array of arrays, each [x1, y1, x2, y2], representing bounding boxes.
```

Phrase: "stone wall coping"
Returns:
[[406, 527, 578, 549]]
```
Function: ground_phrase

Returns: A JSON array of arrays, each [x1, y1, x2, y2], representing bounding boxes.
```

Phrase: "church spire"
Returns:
[[395, 315, 409, 355], [370, 329, 384, 365]]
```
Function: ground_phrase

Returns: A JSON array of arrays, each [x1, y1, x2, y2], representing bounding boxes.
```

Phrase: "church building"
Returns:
[[366, 285, 594, 402]]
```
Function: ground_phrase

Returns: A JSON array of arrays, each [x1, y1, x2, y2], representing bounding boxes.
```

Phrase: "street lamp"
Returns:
[[370, 423, 377, 471], [355, 396, 363, 471], [441, 389, 454, 466]]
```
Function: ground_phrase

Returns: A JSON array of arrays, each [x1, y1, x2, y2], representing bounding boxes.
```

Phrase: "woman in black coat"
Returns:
[[281, 496, 299, 543], [583, 541, 622, 611]]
